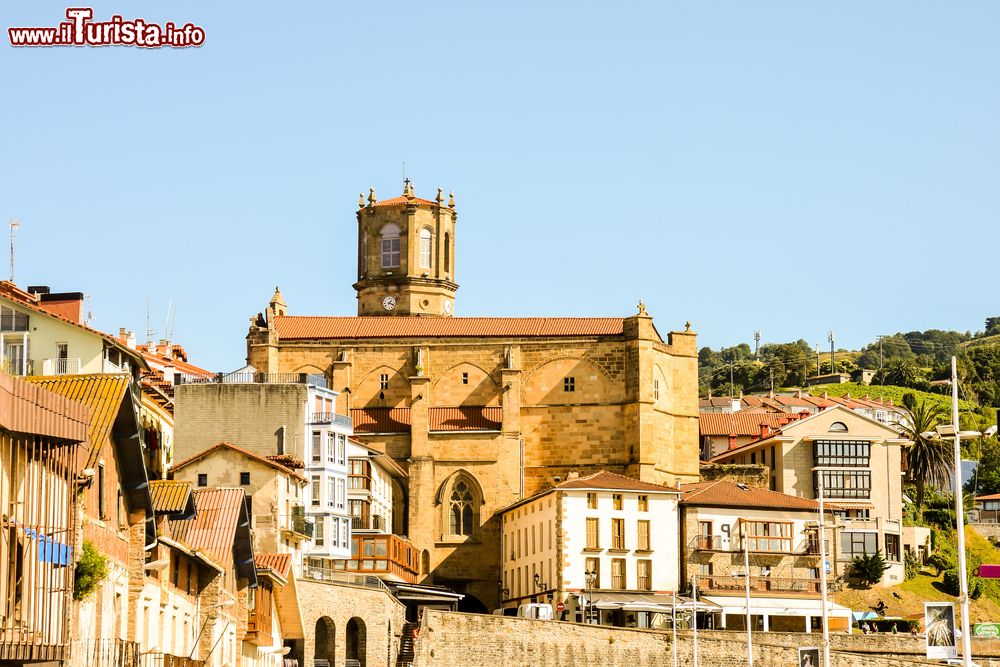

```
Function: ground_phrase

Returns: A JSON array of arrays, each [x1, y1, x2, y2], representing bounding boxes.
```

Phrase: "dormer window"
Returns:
[[380, 224, 401, 269]]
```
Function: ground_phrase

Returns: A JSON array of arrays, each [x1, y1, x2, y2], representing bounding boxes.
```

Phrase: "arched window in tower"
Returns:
[[444, 232, 450, 273], [419, 228, 432, 269], [449, 480, 475, 536], [380, 224, 401, 269]]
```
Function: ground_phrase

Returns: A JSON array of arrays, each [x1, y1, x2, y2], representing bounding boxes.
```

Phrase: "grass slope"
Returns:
[[806, 382, 977, 413]]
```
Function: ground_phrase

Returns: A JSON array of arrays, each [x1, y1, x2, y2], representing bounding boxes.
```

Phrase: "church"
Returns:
[[246, 181, 700, 610]]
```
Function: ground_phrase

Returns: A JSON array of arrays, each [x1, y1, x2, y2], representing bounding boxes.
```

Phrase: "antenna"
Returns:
[[8, 219, 20, 282], [164, 299, 175, 345], [753, 330, 761, 359], [828, 330, 835, 375], [145, 299, 156, 345]]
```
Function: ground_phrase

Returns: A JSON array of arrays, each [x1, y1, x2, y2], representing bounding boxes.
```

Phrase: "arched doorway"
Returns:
[[457, 593, 489, 614], [346, 617, 366, 667], [314, 616, 336, 666]]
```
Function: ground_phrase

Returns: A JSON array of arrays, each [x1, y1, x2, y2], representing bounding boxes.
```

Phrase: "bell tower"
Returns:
[[353, 180, 458, 317]]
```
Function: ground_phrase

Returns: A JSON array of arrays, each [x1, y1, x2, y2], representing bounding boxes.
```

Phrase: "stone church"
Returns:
[[246, 181, 700, 610]]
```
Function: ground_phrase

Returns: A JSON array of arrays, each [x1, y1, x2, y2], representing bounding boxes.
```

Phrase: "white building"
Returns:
[[304, 387, 353, 563], [499, 470, 681, 627]]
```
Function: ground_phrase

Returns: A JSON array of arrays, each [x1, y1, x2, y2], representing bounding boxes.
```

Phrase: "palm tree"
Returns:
[[900, 399, 950, 513]]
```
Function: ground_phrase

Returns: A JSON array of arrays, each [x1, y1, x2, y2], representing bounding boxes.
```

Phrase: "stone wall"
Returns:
[[297, 578, 406, 667], [698, 464, 768, 488], [971, 522, 1000, 542], [410, 610, 1000, 667]]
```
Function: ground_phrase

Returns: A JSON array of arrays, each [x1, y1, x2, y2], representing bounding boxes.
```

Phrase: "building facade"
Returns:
[[244, 183, 700, 609]]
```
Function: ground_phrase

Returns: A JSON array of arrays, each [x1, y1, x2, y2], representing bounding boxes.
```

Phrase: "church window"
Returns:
[[379, 373, 389, 390], [419, 228, 432, 269], [443, 473, 481, 539], [380, 224, 401, 269], [564, 377, 575, 392], [449, 481, 474, 536], [444, 232, 450, 272]]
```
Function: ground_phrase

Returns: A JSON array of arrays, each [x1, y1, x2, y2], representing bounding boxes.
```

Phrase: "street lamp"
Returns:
[[585, 569, 598, 624], [533, 573, 548, 602]]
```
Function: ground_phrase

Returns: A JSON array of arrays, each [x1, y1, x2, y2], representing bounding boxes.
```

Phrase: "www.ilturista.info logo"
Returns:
[[8, 8, 205, 48]]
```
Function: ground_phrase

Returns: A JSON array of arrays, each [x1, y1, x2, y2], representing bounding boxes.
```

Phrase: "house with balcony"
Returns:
[[0, 281, 145, 378], [498, 471, 681, 628], [0, 370, 88, 666], [680, 479, 852, 633], [711, 405, 911, 586], [170, 441, 313, 574]]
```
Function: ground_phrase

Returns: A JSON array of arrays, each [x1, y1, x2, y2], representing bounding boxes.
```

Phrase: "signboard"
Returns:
[[798, 647, 820, 667], [976, 564, 1000, 579], [555, 602, 565, 612], [825, 560, 831, 574], [974, 623, 1000, 638], [925, 602, 958, 660]]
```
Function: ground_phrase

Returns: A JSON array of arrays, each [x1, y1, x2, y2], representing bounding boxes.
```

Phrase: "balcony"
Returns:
[[175, 371, 327, 387], [290, 504, 314, 538], [838, 517, 902, 533], [351, 514, 387, 532], [333, 534, 420, 583], [310, 412, 353, 428], [1, 357, 33, 376], [245, 584, 274, 647], [695, 575, 821, 596], [692, 535, 827, 556], [41, 357, 81, 375], [0, 312, 28, 332]]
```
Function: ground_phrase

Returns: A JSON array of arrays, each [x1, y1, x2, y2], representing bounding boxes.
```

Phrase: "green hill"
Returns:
[[806, 382, 977, 413]]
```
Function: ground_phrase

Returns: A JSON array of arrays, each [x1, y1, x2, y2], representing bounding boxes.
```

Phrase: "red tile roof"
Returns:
[[699, 413, 800, 437], [680, 480, 820, 511], [976, 493, 1000, 502], [351, 407, 411, 434], [169, 488, 246, 569], [150, 480, 193, 515], [274, 316, 626, 340], [371, 195, 442, 208], [428, 406, 501, 432], [0, 370, 89, 442], [172, 441, 307, 482], [255, 553, 292, 579], [556, 470, 677, 493]]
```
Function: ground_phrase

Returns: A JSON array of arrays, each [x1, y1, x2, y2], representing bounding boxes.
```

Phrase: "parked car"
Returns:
[[517, 603, 553, 620], [492, 607, 518, 617]]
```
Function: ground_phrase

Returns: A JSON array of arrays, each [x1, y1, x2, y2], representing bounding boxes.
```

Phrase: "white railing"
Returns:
[[42, 358, 81, 375]]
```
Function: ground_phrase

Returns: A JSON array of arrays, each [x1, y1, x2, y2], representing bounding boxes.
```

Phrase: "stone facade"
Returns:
[[243, 186, 701, 610]]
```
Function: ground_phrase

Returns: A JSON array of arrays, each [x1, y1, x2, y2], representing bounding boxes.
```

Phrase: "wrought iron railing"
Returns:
[[176, 372, 327, 387], [351, 514, 386, 531], [695, 575, 821, 594], [290, 504, 314, 538], [299, 566, 392, 592], [310, 412, 353, 428], [81, 639, 141, 667]]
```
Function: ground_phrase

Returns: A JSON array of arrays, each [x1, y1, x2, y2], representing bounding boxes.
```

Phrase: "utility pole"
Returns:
[[753, 330, 761, 360], [877, 335, 885, 371], [729, 362, 735, 400], [828, 331, 835, 375], [8, 219, 19, 282], [743, 524, 753, 666], [815, 343, 820, 376]]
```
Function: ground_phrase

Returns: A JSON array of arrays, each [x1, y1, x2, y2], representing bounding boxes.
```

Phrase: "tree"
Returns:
[[852, 551, 887, 587], [971, 437, 1000, 496], [873, 358, 920, 387], [985, 317, 1000, 337], [900, 400, 950, 513]]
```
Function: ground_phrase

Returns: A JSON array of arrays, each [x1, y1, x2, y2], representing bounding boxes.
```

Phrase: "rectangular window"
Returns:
[[315, 518, 324, 546], [338, 434, 347, 465], [462, 372, 469, 385], [813, 440, 872, 467], [336, 478, 345, 509], [327, 432, 336, 463], [817, 470, 872, 499], [276, 425, 285, 455], [637, 520, 650, 550], [381, 236, 400, 268], [531, 525, 536, 554], [585, 556, 600, 588], [612, 519, 625, 550], [638, 495, 648, 512], [653, 379, 659, 401], [327, 479, 335, 507], [587, 493, 598, 509], [885, 533, 901, 562], [312, 431, 321, 463], [311, 476, 320, 506], [379, 373, 389, 390], [613, 494, 622, 510], [611, 559, 626, 589], [840, 532, 878, 558], [197, 473, 207, 487], [239, 471, 250, 486], [563, 377, 575, 392], [586, 518, 600, 549], [637, 559, 652, 590], [340, 519, 347, 547], [742, 520, 792, 553], [419, 233, 432, 268], [98, 463, 106, 519]]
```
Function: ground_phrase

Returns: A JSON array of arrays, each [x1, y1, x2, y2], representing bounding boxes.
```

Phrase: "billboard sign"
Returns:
[[798, 646, 821, 667], [925, 602, 958, 660]]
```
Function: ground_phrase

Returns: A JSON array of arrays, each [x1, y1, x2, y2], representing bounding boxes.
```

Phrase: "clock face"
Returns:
[[444, 301, 452, 314], [382, 295, 397, 311]]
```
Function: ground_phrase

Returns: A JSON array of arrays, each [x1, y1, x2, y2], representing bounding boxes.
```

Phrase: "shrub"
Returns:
[[905, 550, 922, 580], [852, 551, 888, 587], [927, 552, 955, 576], [73, 541, 108, 601], [942, 568, 983, 600]]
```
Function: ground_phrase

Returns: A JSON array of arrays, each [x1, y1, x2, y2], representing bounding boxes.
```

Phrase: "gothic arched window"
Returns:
[[419, 228, 432, 269], [381, 224, 401, 269], [440, 473, 481, 541], [450, 480, 474, 536]]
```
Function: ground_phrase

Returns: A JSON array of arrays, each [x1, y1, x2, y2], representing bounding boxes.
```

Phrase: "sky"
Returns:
[[2, 2, 998, 370]]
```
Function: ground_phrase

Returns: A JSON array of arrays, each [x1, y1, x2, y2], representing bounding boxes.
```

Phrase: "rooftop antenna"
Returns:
[[8, 219, 20, 282], [828, 330, 835, 375], [145, 299, 156, 345], [164, 298, 176, 345], [753, 330, 761, 359]]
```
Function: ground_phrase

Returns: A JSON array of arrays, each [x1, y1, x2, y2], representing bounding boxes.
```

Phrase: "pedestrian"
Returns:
[[872, 623, 879, 635], [911, 625, 918, 637], [861, 622, 870, 635], [891, 623, 898, 635]]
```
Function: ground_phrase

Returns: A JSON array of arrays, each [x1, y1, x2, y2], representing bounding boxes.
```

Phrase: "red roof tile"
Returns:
[[255, 553, 292, 579], [172, 441, 307, 482], [429, 406, 501, 432], [169, 488, 246, 568], [371, 195, 442, 208], [556, 470, 676, 493], [681, 480, 819, 511], [977, 493, 1000, 502], [351, 407, 411, 434], [274, 316, 626, 340], [699, 413, 799, 438], [0, 370, 89, 442]]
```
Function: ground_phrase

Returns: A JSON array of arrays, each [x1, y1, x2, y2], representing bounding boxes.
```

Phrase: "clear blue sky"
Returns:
[[2, 2, 998, 370]]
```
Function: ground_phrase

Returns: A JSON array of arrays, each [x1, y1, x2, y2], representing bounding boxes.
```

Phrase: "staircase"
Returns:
[[395, 621, 420, 667]]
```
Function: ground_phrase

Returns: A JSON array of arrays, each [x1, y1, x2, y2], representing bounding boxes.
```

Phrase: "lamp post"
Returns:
[[585, 569, 597, 624], [809, 467, 833, 667], [533, 573, 548, 603]]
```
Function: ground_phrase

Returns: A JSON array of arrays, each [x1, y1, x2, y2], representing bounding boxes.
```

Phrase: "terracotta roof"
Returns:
[[977, 493, 1000, 502], [371, 195, 441, 208], [680, 480, 819, 511], [150, 480, 193, 515], [0, 370, 89, 442], [172, 441, 307, 483], [351, 407, 411, 434], [0, 282, 148, 371], [169, 488, 248, 570], [255, 553, 292, 579], [429, 406, 501, 432], [699, 413, 800, 438], [556, 470, 677, 493], [274, 316, 626, 340], [24, 373, 132, 467], [139, 350, 213, 379]]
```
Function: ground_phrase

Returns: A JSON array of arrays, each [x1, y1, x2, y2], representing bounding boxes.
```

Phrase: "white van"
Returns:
[[516, 603, 553, 620]]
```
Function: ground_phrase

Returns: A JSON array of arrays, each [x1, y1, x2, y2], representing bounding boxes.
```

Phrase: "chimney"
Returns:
[[821, 391, 828, 399], [36, 290, 84, 323], [126, 330, 136, 349], [730, 398, 741, 413], [799, 409, 810, 420], [729, 434, 737, 449], [760, 423, 770, 439], [147, 340, 157, 356], [160, 338, 173, 359], [794, 389, 802, 398], [566, 471, 580, 481], [118, 327, 127, 343]]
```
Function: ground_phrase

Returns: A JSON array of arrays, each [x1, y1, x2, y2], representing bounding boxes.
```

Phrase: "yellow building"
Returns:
[[245, 182, 700, 609]]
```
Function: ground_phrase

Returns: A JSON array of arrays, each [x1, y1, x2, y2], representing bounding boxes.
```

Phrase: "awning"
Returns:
[[580, 592, 720, 613], [392, 583, 465, 603], [827, 501, 875, 509], [702, 595, 852, 618]]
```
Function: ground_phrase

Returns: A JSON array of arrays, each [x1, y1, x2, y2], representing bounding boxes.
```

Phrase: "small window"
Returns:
[[380, 224, 401, 269], [613, 494, 623, 510], [829, 422, 848, 433], [612, 518, 625, 549], [587, 493, 598, 509], [98, 463, 106, 519], [315, 518, 325, 546], [653, 378, 659, 401], [312, 431, 321, 462], [638, 495, 648, 512], [462, 372, 469, 385], [239, 472, 250, 486], [379, 374, 389, 390], [563, 377, 575, 392], [197, 473, 207, 487], [586, 518, 600, 549], [311, 476, 320, 506], [419, 228, 432, 269]]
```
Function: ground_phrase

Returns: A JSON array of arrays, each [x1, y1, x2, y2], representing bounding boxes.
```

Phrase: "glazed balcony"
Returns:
[[695, 575, 822, 596], [333, 534, 419, 583], [692, 535, 828, 556]]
